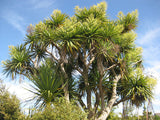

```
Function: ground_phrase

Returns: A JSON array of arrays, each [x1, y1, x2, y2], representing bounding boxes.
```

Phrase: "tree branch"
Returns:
[[104, 64, 117, 72], [79, 51, 85, 64], [75, 66, 83, 75], [86, 47, 95, 58], [51, 41, 60, 51], [94, 90, 100, 114], [46, 49, 59, 62], [83, 48, 87, 66], [113, 96, 132, 106], [29, 58, 34, 65], [132, 59, 142, 66], [87, 56, 95, 69]]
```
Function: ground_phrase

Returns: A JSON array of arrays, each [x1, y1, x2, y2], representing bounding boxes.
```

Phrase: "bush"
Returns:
[[155, 115, 160, 120], [30, 98, 88, 120]]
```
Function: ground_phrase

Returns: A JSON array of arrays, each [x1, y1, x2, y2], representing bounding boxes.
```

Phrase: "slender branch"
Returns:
[[111, 68, 117, 76], [104, 64, 117, 72], [51, 41, 60, 51], [87, 56, 95, 69], [83, 48, 87, 66], [75, 66, 83, 75], [79, 51, 85, 64], [70, 59, 83, 74], [46, 49, 59, 62], [86, 47, 95, 58], [29, 58, 34, 65], [113, 96, 132, 106], [34, 55, 38, 68], [94, 90, 100, 114], [29, 55, 38, 68], [132, 59, 142, 66]]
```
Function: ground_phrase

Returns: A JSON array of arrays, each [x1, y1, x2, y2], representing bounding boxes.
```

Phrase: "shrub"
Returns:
[[30, 98, 88, 120]]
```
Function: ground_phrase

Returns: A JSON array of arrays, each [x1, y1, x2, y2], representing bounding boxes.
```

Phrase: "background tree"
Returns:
[[0, 80, 25, 120], [2, 2, 156, 119], [117, 68, 156, 119]]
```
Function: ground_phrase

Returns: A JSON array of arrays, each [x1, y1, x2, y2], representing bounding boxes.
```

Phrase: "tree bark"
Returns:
[[96, 74, 121, 120], [60, 63, 69, 102], [83, 70, 92, 119], [99, 76, 105, 111], [80, 47, 93, 119], [93, 90, 100, 119], [97, 55, 105, 112], [59, 48, 70, 102]]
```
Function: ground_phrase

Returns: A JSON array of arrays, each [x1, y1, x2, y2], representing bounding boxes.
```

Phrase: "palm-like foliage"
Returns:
[[2, 45, 33, 79], [125, 69, 154, 107], [28, 64, 63, 108], [45, 10, 68, 29], [116, 67, 155, 109], [117, 10, 138, 32]]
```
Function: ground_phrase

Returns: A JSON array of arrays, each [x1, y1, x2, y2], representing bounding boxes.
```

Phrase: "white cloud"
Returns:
[[4, 80, 35, 114], [2, 10, 26, 35], [153, 99, 160, 106], [143, 46, 160, 60], [137, 27, 160, 45], [5, 81, 34, 102], [145, 61, 160, 72], [29, 0, 55, 9], [137, 26, 160, 63], [137, 26, 160, 70]]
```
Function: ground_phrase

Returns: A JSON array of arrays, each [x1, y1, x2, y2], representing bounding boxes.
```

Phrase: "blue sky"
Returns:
[[0, 0, 160, 114]]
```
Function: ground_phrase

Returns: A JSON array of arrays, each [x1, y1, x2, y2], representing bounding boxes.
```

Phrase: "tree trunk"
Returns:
[[96, 96, 118, 120], [83, 71, 92, 119], [96, 74, 121, 120], [97, 55, 106, 114], [63, 82, 69, 102], [81, 48, 93, 119], [99, 76, 105, 111], [60, 63, 69, 102], [93, 90, 100, 119], [87, 89, 92, 119]]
